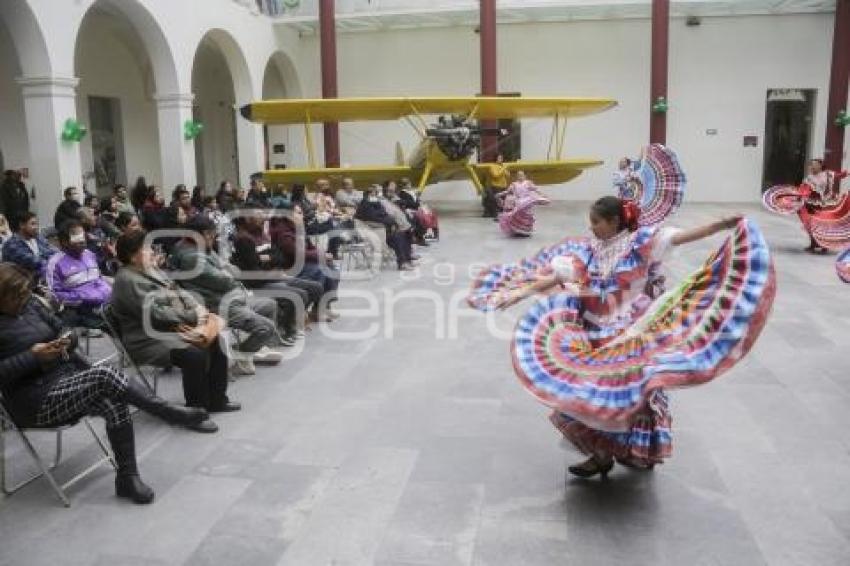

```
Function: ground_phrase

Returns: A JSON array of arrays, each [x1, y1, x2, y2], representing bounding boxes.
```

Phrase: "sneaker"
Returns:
[[253, 346, 283, 365], [231, 357, 255, 376]]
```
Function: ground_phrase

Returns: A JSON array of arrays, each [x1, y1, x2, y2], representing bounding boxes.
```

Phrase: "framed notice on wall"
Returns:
[[743, 136, 758, 147]]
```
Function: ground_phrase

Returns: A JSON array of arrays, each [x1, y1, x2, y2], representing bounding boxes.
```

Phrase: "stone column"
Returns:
[[16, 76, 82, 227], [154, 92, 198, 189]]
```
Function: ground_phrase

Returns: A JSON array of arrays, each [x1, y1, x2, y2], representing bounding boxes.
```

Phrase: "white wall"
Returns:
[[0, 20, 30, 176], [75, 14, 162, 192], [1, 1, 844, 206], [295, 12, 840, 203], [193, 44, 239, 189]]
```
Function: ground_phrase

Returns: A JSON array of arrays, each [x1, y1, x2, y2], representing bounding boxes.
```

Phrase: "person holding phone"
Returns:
[[0, 262, 208, 504]]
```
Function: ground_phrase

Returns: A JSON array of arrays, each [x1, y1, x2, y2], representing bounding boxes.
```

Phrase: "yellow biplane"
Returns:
[[239, 96, 617, 194]]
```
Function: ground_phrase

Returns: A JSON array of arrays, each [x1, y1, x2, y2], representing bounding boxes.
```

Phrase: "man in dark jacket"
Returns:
[[172, 216, 287, 366], [1, 211, 57, 278], [355, 185, 413, 270], [54, 186, 82, 229], [0, 170, 29, 219]]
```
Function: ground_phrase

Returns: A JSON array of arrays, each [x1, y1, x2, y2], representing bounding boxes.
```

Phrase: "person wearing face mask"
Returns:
[[45, 219, 112, 331], [468, 197, 775, 481]]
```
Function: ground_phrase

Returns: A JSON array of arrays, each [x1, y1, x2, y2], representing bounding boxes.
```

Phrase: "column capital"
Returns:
[[16, 76, 79, 99], [153, 92, 195, 109]]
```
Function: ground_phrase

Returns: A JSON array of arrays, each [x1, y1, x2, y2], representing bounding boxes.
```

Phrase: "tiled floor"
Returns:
[[2, 201, 850, 566]]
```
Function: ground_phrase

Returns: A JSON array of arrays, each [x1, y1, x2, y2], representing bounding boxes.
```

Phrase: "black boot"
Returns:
[[107, 424, 155, 504], [123, 377, 208, 426]]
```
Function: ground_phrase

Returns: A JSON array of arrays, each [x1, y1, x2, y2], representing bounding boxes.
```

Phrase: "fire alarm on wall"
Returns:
[[686, 16, 701, 26]]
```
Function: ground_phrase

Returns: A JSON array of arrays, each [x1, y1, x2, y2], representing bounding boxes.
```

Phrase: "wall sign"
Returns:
[[273, 144, 286, 154], [743, 136, 758, 147]]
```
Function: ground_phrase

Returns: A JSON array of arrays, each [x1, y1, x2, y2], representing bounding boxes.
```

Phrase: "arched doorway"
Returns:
[[191, 29, 257, 191], [261, 51, 304, 172], [74, 3, 169, 196], [0, 16, 29, 183]]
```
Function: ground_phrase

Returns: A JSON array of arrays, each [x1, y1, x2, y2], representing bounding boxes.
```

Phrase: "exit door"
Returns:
[[762, 88, 815, 190]]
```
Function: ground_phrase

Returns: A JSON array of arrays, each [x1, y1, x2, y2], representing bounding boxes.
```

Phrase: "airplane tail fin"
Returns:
[[395, 142, 405, 166]]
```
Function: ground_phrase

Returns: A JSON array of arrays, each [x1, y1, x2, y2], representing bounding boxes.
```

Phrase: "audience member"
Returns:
[[1, 211, 57, 278], [111, 230, 236, 432], [45, 219, 111, 331], [0, 170, 29, 220], [54, 186, 82, 230], [0, 262, 207, 504]]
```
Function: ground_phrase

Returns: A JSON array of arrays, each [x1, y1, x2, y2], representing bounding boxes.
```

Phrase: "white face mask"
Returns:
[[368, 196, 379, 203], [69, 232, 86, 244]]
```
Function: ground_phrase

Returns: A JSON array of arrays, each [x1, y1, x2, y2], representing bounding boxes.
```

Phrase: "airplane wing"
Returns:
[[471, 159, 604, 186], [241, 97, 617, 125], [259, 165, 414, 188]]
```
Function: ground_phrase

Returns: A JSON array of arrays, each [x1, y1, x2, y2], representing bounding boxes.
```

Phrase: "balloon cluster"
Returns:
[[61, 119, 87, 142], [835, 110, 850, 128], [184, 120, 204, 140], [651, 96, 668, 114]]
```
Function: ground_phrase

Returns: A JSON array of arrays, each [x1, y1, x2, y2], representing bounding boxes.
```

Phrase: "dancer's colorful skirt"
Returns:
[[508, 218, 775, 433], [631, 144, 687, 226], [498, 194, 550, 237]]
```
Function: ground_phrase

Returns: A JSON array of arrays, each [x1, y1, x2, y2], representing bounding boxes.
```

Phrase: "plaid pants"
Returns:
[[35, 366, 131, 430]]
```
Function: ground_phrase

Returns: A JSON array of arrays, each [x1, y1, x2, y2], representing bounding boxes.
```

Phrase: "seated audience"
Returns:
[[191, 185, 206, 210], [356, 185, 414, 270], [335, 177, 363, 211], [246, 175, 271, 208], [269, 205, 340, 313], [99, 196, 122, 238], [172, 216, 286, 373], [111, 230, 237, 432], [0, 213, 11, 254], [113, 183, 135, 216], [0, 262, 207, 504], [216, 180, 236, 212], [2, 211, 57, 278], [141, 186, 168, 232], [45, 219, 112, 331], [115, 211, 142, 235], [231, 211, 324, 327], [54, 186, 82, 230], [130, 176, 150, 212], [79, 207, 118, 276]]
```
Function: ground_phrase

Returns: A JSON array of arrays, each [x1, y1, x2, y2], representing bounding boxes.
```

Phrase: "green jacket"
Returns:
[[171, 244, 248, 314]]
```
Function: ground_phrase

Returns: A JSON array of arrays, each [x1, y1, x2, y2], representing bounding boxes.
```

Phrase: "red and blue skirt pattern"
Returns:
[[630, 144, 687, 227], [510, 218, 775, 438]]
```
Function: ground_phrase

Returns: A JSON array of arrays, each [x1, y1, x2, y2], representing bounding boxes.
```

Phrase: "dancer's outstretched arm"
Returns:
[[495, 274, 559, 310], [671, 215, 741, 247]]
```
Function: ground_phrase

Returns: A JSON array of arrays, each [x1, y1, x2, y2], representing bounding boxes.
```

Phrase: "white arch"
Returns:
[[193, 28, 256, 104], [263, 50, 303, 100], [73, 0, 180, 95], [0, 0, 52, 77], [192, 28, 261, 185]]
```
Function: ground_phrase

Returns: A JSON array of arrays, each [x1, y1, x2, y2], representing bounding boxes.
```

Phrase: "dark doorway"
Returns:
[[762, 88, 815, 190]]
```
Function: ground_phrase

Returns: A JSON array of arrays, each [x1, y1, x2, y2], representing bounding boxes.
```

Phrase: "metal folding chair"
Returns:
[[100, 304, 159, 395], [0, 393, 116, 507]]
